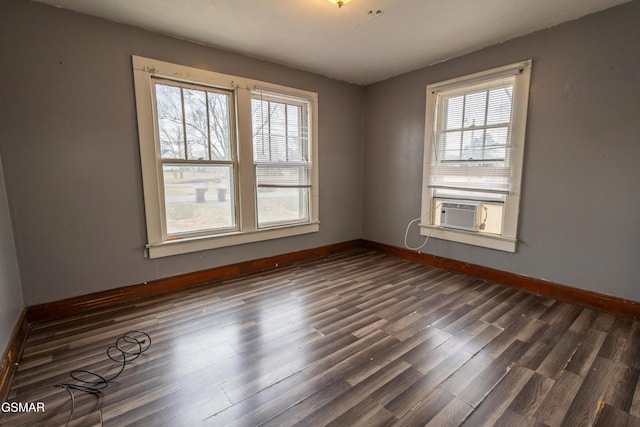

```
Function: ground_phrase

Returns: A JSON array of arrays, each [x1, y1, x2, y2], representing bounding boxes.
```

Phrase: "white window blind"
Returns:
[[428, 66, 528, 201], [251, 88, 312, 227]]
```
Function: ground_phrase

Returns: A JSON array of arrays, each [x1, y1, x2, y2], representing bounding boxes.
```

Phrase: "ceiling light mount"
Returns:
[[329, 0, 352, 8]]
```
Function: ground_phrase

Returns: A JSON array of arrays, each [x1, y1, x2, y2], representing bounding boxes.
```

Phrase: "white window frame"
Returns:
[[132, 56, 319, 258], [420, 60, 532, 252], [251, 88, 313, 229]]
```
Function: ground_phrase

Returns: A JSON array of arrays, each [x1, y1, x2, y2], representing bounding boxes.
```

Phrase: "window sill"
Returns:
[[147, 222, 320, 258], [419, 224, 517, 253]]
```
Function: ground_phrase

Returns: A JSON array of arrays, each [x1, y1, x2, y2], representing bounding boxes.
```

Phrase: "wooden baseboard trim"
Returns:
[[26, 240, 362, 324], [0, 310, 28, 402], [361, 239, 640, 320], [21, 237, 639, 338]]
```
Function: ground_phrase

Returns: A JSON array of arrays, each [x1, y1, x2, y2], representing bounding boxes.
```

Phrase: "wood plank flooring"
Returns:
[[2, 248, 640, 426]]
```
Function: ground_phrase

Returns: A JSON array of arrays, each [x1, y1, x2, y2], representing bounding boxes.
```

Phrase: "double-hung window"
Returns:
[[154, 80, 237, 236], [252, 90, 312, 228], [420, 61, 532, 252], [132, 56, 319, 258]]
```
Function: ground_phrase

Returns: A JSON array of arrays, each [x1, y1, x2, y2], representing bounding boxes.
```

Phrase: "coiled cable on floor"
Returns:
[[55, 330, 151, 426]]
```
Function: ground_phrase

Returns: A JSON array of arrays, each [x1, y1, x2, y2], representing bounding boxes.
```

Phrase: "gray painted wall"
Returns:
[[363, 1, 640, 301], [0, 154, 24, 355], [0, 1, 363, 306]]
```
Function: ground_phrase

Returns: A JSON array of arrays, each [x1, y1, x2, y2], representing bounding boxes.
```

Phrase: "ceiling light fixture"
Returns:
[[329, 0, 352, 8]]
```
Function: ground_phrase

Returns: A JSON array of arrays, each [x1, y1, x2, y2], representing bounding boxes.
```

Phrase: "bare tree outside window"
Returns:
[[154, 82, 236, 235]]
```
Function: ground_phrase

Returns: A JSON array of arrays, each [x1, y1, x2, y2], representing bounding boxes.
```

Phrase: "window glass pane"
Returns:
[[444, 96, 463, 130], [208, 92, 232, 160], [252, 99, 270, 162], [183, 88, 208, 160], [485, 127, 509, 160], [270, 102, 287, 161], [155, 84, 185, 159], [462, 129, 485, 160], [463, 91, 486, 128], [487, 86, 513, 125], [257, 187, 309, 227], [163, 164, 235, 235], [441, 131, 461, 161], [252, 99, 308, 163], [287, 104, 303, 161]]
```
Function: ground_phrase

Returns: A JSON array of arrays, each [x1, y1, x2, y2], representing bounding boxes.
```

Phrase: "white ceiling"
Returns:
[[33, 0, 630, 85]]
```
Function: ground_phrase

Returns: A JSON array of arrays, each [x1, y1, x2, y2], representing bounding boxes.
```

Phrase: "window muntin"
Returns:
[[252, 91, 312, 228], [420, 61, 531, 252], [153, 80, 237, 237]]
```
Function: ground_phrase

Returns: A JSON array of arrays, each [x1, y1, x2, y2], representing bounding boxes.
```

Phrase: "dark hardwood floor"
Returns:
[[2, 248, 640, 426]]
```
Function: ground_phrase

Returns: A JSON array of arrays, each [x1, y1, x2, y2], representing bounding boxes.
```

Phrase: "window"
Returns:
[[420, 61, 532, 252], [252, 90, 312, 228], [132, 56, 319, 258], [155, 81, 237, 236]]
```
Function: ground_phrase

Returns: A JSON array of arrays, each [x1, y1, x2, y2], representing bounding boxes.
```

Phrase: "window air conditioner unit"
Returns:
[[440, 201, 480, 231]]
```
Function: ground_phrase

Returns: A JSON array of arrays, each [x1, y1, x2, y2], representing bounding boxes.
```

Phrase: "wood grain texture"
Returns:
[[3, 248, 640, 426], [0, 309, 27, 402], [362, 240, 640, 320], [25, 240, 362, 324]]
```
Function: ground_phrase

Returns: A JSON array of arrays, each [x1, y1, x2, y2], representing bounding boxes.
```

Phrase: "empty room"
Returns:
[[1, 0, 639, 425]]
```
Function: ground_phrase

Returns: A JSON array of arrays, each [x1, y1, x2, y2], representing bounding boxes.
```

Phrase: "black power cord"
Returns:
[[55, 330, 151, 426]]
